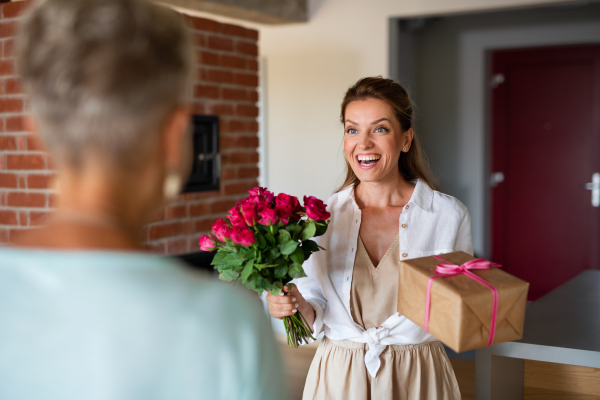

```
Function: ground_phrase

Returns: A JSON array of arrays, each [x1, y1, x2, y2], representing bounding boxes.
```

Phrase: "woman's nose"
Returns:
[[358, 133, 373, 149]]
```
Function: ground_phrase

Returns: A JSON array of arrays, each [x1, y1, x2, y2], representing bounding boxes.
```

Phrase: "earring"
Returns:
[[163, 172, 182, 201], [403, 147, 407, 152]]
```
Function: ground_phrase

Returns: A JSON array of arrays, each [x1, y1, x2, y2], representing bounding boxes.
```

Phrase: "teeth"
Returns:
[[357, 155, 381, 161]]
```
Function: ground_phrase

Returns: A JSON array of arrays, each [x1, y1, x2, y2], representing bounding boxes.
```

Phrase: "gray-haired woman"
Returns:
[[0, 0, 283, 399]]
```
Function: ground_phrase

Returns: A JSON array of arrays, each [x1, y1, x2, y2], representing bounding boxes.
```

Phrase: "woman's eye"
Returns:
[[375, 126, 389, 133], [346, 128, 358, 134]]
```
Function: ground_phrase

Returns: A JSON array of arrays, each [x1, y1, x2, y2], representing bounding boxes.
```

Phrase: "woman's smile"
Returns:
[[356, 153, 382, 169]]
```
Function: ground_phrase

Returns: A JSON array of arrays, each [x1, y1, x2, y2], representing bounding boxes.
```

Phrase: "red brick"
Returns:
[[246, 29, 259, 41], [5, 78, 22, 94], [207, 35, 234, 52], [247, 59, 259, 71], [221, 55, 246, 70], [237, 104, 259, 117], [204, 69, 234, 84], [224, 119, 248, 133], [182, 220, 193, 235], [222, 88, 247, 101], [148, 222, 182, 240], [200, 50, 220, 66], [236, 41, 258, 57], [18, 211, 27, 226], [221, 166, 236, 180], [26, 135, 45, 151], [194, 217, 214, 233], [220, 136, 236, 149], [0, 21, 16, 38], [0, 173, 17, 188], [190, 102, 205, 115], [6, 116, 23, 131], [224, 181, 258, 196], [249, 152, 259, 163], [209, 198, 238, 214], [0, 210, 17, 225], [7, 192, 46, 207], [194, 33, 206, 48], [16, 136, 25, 150], [239, 166, 259, 179], [0, 98, 22, 112], [235, 73, 258, 87], [189, 202, 208, 216], [249, 90, 259, 102], [222, 151, 251, 165], [0, 229, 7, 242], [0, 136, 16, 150], [222, 23, 248, 38], [145, 241, 166, 254], [238, 136, 259, 148], [206, 103, 234, 116], [166, 237, 188, 255], [3, 39, 13, 58], [249, 121, 259, 133], [190, 17, 221, 33], [17, 175, 25, 188], [29, 211, 50, 226], [6, 154, 45, 170], [2, 1, 30, 19], [166, 204, 187, 219], [27, 173, 53, 189], [193, 84, 219, 99]]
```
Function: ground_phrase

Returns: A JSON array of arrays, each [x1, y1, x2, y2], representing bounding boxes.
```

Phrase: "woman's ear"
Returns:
[[404, 127, 414, 151], [162, 106, 191, 177]]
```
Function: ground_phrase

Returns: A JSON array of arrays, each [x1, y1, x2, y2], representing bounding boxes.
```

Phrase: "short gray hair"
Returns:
[[16, 0, 193, 167]]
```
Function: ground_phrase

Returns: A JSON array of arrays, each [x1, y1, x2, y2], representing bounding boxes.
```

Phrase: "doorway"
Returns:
[[490, 44, 600, 300]]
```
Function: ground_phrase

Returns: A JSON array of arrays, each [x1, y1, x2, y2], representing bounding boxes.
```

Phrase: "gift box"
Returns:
[[397, 251, 529, 353]]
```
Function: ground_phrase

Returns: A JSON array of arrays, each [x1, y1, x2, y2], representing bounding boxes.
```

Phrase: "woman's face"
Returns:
[[343, 98, 412, 184]]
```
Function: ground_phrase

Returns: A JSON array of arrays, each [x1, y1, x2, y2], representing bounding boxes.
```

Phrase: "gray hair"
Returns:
[[16, 0, 193, 167]]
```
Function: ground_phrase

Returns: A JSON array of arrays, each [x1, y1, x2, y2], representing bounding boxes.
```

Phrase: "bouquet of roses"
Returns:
[[199, 187, 330, 348]]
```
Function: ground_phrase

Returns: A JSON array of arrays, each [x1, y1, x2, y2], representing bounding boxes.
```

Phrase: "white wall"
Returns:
[[258, 0, 591, 202]]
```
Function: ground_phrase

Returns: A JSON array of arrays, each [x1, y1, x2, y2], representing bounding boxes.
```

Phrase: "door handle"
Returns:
[[584, 172, 600, 207]]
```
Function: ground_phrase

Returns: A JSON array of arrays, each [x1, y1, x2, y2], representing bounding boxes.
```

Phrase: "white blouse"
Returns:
[[296, 180, 473, 377]]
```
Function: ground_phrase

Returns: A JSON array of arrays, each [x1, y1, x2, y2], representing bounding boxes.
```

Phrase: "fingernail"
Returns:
[[295, 303, 299, 308], [293, 309, 297, 313], [279, 292, 285, 296], [292, 297, 296, 302]]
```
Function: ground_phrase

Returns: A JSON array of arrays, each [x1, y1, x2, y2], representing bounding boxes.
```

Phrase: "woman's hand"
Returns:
[[266, 284, 315, 332]]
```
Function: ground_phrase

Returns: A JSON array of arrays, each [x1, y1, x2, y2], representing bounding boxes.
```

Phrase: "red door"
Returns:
[[490, 44, 600, 301]]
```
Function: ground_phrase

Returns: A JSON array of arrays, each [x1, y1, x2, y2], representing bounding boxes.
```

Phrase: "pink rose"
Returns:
[[199, 235, 216, 251], [212, 218, 230, 241], [248, 187, 275, 204], [248, 187, 268, 197], [228, 207, 247, 228], [304, 196, 331, 221], [275, 205, 293, 225], [241, 203, 258, 226], [230, 227, 256, 246], [259, 208, 278, 225], [276, 193, 303, 221]]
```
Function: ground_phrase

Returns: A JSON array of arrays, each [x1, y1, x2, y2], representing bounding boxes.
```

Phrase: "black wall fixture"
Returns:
[[183, 115, 220, 193]]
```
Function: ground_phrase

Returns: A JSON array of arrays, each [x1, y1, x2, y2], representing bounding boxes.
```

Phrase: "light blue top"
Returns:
[[0, 248, 284, 400]]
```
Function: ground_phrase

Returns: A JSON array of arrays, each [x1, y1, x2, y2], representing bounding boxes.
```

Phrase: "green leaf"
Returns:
[[315, 222, 328, 237], [301, 221, 317, 241], [270, 281, 283, 295], [241, 248, 256, 260], [278, 229, 292, 245], [274, 264, 288, 278], [218, 270, 239, 282], [223, 252, 245, 267], [210, 251, 228, 266], [253, 263, 267, 271], [289, 264, 307, 279], [280, 240, 299, 256], [265, 232, 276, 245], [269, 247, 281, 259], [255, 231, 267, 249], [240, 259, 254, 282], [302, 239, 320, 252], [290, 246, 304, 265]]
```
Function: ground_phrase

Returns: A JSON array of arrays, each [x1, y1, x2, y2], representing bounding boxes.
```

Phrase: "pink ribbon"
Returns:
[[424, 255, 501, 347]]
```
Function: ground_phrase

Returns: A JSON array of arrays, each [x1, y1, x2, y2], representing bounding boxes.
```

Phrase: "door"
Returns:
[[490, 44, 600, 300]]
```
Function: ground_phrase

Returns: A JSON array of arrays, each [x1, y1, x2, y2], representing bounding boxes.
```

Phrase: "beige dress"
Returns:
[[303, 235, 461, 400]]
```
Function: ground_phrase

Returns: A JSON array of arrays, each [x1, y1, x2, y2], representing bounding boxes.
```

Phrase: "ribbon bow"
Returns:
[[425, 255, 501, 346]]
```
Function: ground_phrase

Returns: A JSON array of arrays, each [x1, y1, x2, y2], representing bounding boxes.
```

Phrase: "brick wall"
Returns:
[[0, 1, 260, 254]]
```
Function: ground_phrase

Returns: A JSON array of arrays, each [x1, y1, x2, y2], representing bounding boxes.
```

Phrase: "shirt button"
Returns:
[[402, 253, 408, 257], [405, 205, 410, 210], [401, 224, 407, 228]]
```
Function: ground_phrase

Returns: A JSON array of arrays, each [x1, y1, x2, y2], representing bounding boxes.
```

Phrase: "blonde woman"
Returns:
[[0, 0, 283, 399], [267, 77, 471, 399]]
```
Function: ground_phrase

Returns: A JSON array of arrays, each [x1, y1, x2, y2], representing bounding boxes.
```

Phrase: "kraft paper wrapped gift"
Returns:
[[397, 251, 529, 353]]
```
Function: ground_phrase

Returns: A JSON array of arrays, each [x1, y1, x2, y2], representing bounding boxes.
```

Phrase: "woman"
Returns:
[[0, 0, 283, 399], [267, 77, 472, 399]]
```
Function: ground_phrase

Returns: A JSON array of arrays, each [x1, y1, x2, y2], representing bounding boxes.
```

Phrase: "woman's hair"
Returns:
[[16, 0, 193, 168], [336, 76, 438, 192]]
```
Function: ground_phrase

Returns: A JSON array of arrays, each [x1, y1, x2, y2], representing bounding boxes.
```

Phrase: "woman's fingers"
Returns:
[[268, 302, 298, 318]]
